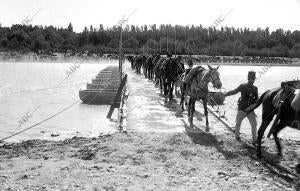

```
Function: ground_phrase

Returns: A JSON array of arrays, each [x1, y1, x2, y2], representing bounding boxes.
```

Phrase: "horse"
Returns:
[[148, 54, 160, 80], [127, 55, 135, 69], [160, 57, 185, 101], [143, 55, 151, 78], [134, 55, 146, 74], [182, 65, 222, 131], [153, 57, 166, 90], [245, 80, 300, 158]]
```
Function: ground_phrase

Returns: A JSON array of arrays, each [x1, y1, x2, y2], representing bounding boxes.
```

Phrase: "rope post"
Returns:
[[106, 74, 127, 119], [119, 26, 123, 81], [174, 25, 177, 57]]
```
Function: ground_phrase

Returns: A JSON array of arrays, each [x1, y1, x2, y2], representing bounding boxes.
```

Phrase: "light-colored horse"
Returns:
[[182, 65, 222, 131]]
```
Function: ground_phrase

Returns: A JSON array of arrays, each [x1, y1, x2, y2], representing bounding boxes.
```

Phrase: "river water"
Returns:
[[0, 59, 119, 142]]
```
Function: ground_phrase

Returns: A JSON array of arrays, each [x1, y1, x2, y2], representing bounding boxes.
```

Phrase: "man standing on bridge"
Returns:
[[224, 71, 258, 145]]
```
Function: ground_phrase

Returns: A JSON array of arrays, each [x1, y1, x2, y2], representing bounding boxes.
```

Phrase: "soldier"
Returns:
[[224, 71, 258, 145]]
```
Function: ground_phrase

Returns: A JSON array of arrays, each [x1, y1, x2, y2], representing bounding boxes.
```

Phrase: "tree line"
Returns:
[[0, 23, 299, 58]]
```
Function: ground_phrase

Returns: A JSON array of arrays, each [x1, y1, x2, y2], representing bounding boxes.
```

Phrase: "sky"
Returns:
[[0, 0, 299, 32]]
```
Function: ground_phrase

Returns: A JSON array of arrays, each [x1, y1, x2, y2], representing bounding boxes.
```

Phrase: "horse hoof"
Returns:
[[205, 128, 209, 132]]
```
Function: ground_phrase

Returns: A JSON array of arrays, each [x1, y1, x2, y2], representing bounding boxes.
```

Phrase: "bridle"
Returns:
[[200, 69, 220, 88], [209, 70, 220, 88]]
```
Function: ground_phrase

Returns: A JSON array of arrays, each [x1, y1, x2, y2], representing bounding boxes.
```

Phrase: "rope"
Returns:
[[0, 100, 80, 142]]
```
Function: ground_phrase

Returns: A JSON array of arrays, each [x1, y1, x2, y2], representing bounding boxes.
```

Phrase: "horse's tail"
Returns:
[[245, 91, 268, 112]]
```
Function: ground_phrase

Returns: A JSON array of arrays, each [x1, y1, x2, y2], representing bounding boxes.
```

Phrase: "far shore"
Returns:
[[1, 59, 300, 67], [0, 52, 299, 66]]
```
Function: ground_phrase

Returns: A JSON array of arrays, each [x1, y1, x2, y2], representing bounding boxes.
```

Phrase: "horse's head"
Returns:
[[207, 65, 222, 89]]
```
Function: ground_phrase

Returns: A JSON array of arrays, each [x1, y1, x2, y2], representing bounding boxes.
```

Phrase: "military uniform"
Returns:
[[225, 71, 258, 143]]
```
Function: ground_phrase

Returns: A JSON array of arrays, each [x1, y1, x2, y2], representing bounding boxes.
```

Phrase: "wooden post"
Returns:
[[167, 28, 169, 53], [106, 74, 127, 119], [174, 25, 177, 57], [119, 26, 123, 80]]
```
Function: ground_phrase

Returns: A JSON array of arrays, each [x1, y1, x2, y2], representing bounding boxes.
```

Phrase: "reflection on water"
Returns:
[[0, 61, 119, 142]]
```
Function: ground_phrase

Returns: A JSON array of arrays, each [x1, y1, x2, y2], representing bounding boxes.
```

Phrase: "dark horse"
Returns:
[[245, 80, 300, 158], [154, 57, 166, 90], [148, 54, 160, 80], [182, 65, 222, 131], [160, 57, 185, 101], [134, 55, 146, 74], [127, 55, 135, 69]]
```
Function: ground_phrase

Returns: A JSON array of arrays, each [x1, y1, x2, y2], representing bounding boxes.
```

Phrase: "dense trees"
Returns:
[[0, 23, 299, 57]]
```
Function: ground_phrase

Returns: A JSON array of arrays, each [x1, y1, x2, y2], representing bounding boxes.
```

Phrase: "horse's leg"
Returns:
[[180, 86, 185, 111], [180, 83, 186, 111], [159, 78, 163, 92], [154, 74, 158, 85], [147, 68, 149, 78], [267, 112, 280, 138], [257, 106, 275, 158], [164, 80, 168, 96], [203, 99, 209, 132], [272, 121, 286, 157], [144, 66, 147, 77], [148, 68, 151, 79], [169, 82, 174, 101], [188, 98, 194, 126], [191, 98, 195, 126], [188, 97, 192, 122], [168, 82, 171, 101], [162, 78, 165, 93]]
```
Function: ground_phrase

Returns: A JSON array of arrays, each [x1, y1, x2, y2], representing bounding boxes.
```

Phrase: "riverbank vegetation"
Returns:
[[0, 23, 299, 58]]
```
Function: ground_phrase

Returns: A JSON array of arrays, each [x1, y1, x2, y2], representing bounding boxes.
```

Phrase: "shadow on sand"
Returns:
[[180, 119, 239, 160]]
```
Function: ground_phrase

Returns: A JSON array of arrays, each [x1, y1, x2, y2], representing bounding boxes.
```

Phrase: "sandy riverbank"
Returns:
[[0, 130, 299, 190]]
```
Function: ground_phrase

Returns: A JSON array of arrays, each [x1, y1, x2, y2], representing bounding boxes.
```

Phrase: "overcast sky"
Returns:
[[0, 0, 299, 32]]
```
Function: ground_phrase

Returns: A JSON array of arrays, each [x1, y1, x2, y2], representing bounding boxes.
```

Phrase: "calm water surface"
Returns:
[[0, 60, 119, 142]]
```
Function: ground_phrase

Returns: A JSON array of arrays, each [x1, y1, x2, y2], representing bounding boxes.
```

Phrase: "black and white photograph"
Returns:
[[0, 0, 300, 190]]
